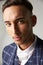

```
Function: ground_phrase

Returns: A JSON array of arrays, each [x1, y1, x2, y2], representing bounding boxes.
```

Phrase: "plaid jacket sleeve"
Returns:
[[2, 43, 17, 65]]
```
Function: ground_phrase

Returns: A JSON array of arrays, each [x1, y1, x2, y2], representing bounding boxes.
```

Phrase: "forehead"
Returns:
[[3, 5, 30, 21]]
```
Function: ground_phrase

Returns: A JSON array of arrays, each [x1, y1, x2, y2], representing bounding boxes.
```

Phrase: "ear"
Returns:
[[31, 15, 37, 27]]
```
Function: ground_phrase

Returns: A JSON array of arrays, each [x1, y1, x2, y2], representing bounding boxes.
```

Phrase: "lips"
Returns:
[[13, 36, 21, 41]]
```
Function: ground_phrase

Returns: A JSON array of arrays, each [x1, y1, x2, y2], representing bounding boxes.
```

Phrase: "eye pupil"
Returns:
[[19, 19, 25, 24]]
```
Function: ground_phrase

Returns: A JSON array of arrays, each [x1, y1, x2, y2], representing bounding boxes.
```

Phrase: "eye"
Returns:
[[6, 23, 11, 27], [5, 21, 11, 27], [18, 19, 25, 24]]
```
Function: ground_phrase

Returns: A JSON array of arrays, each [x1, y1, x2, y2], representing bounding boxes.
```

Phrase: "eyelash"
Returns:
[[5, 23, 11, 26], [17, 19, 25, 24]]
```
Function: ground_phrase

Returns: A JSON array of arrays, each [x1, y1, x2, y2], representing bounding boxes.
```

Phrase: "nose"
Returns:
[[12, 23, 20, 35]]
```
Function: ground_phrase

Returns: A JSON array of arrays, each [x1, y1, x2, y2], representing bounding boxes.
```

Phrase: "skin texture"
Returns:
[[3, 5, 36, 50]]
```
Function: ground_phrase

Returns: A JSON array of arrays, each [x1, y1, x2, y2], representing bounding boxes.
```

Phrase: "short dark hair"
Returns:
[[2, 0, 33, 13]]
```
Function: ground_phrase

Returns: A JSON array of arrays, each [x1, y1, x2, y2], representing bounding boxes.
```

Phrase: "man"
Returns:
[[2, 0, 43, 65]]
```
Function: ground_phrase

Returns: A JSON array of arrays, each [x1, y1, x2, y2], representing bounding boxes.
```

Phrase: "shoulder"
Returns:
[[36, 36, 43, 56], [2, 43, 17, 58], [36, 36, 43, 48], [3, 43, 17, 52], [35, 36, 43, 56], [37, 37, 43, 63], [2, 43, 17, 65]]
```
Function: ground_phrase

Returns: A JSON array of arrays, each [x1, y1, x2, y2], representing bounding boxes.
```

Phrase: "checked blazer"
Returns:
[[2, 36, 43, 65]]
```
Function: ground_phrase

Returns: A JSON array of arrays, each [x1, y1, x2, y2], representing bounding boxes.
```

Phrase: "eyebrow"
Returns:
[[15, 17, 25, 21], [4, 21, 10, 23], [14, 16, 25, 22]]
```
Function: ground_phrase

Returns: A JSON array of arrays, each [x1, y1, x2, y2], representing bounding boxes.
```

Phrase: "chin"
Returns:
[[14, 40, 22, 45]]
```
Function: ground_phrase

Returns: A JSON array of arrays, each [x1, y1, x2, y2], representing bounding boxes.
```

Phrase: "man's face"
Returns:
[[3, 6, 34, 45]]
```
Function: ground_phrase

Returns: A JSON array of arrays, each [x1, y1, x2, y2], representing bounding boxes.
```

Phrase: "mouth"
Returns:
[[13, 36, 21, 41]]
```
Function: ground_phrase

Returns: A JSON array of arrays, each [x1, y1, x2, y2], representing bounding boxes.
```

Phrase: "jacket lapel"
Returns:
[[8, 44, 20, 65], [8, 45, 17, 65], [14, 55, 20, 65]]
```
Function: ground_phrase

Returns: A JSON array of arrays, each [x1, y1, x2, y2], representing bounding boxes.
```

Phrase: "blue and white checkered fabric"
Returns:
[[2, 37, 43, 65]]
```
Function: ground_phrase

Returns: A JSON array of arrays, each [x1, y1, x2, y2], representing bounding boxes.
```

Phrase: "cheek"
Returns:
[[19, 24, 28, 33], [19, 24, 30, 41], [19, 23, 32, 37], [6, 27, 12, 36]]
